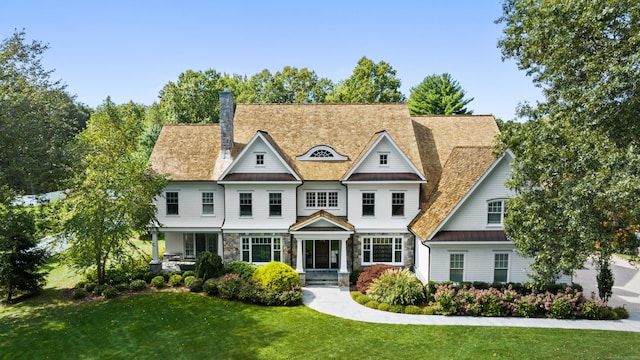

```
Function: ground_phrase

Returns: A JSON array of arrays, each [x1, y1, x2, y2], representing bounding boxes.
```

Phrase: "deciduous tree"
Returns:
[[62, 99, 166, 284], [408, 73, 473, 115], [0, 30, 88, 193], [496, 0, 640, 291], [328, 57, 404, 103]]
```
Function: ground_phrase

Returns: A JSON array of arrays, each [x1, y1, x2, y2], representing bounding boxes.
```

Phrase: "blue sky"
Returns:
[[2, 0, 541, 121]]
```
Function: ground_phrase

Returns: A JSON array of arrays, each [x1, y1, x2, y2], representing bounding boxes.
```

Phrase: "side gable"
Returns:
[[219, 131, 301, 183], [409, 147, 504, 241], [342, 131, 426, 182]]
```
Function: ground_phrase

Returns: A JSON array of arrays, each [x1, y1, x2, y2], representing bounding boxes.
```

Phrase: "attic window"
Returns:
[[297, 145, 348, 161]]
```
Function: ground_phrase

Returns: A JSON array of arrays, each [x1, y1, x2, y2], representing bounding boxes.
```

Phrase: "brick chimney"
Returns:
[[219, 89, 234, 160]]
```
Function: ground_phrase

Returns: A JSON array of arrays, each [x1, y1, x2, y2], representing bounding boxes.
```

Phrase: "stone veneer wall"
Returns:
[[222, 232, 293, 266], [352, 233, 415, 270]]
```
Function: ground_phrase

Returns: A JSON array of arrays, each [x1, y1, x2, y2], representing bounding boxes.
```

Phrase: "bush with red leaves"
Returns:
[[356, 264, 398, 293]]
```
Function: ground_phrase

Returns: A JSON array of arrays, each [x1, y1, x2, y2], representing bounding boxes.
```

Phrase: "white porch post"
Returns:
[[295, 237, 304, 273], [339, 238, 348, 273], [149, 231, 162, 272], [151, 231, 160, 264]]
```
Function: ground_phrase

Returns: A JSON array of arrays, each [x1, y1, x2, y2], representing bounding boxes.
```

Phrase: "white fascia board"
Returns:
[[217, 180, 302, 185]]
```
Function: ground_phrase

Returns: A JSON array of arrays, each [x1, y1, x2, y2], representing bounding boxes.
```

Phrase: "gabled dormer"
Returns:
[[342, 131, 426, 183], [218, 131, 302, 184]]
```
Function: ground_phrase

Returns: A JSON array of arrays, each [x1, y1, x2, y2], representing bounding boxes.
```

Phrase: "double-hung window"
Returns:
[[487, 200, 507, 225], [494, 253, 509, 283], [269, 193, 282, 217], [379, 153, 388, 165], [239, 193, 252, 216], [256, 153, 264, 165], [202, 192, 214, 215], [450, 253, 464, 282], [362, 237, 402, 264], [362, 192, 375, 216], [391, 192, 404, 216], [306, 191, 339, 208], [166, 192, 179, 215], [242, 237, 281, 263]]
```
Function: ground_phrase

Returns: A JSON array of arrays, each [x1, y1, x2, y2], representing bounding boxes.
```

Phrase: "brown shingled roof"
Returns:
[[409, 146, 497, 241], [149, 124, 219, 181], [233, 104, 423, 180], [411, 115, 499, 202]]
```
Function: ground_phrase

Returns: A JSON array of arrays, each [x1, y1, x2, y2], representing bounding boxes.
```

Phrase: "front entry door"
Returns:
[[305, 240, 340, 269]]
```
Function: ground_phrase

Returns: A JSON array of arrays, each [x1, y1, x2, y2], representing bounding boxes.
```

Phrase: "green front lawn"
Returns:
[[1, 291, 639, 359]]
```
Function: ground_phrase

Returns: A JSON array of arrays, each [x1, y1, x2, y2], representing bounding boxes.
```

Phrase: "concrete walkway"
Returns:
[[302, 286, 640, 332]]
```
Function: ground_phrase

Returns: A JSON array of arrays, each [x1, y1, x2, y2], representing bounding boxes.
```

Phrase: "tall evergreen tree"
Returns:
[[408, 73, 473, 115], [0, 186, 48, 302]]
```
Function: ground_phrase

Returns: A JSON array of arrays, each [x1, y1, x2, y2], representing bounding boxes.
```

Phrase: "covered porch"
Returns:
[[290, 210, 355, 286]]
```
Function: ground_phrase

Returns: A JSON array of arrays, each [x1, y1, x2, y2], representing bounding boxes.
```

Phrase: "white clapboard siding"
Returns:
[[356, 137, 416, 173], [231, 139, 290, 174], [155, 182, 224, 229], [429, 244, 534, 284], [347, 183, 421, 231], [222, 183, 297, 230]]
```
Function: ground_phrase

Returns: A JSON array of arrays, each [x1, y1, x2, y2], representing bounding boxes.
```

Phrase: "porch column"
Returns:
[[295, 237, 304, 273], [150, 231, 162, 273], [339, 238, 348, 273]]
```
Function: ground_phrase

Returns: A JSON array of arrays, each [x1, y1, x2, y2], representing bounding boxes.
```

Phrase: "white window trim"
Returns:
[[449, 252, 465, 282], [493, 252, 510, 283], [296, 145, 348, 161], [391, 191, 406, 217], [201, 191, 215, 216], [255, 152, 266, 166], [304, 190, 340, 209], [378, 152, 389, 166], [487, 199, 508, 227], [241, 236, 282, 264], [361, 191, 376, 217], [361, 236, 404, 265], [165, 191, 179, 216], [239, 191, 253, 217], [268, 191, 283, 218]]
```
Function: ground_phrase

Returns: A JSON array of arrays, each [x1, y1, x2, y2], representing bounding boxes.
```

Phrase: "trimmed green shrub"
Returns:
[[84, 282, 97, 292], [388, 304, 404, 313], [168, 274, 183, 287], [143, 271, 157, 283], [72, 287, 87, 299], [170, 270, 183, 277], [115, 283, 130, 292], [423, 306, 435, 315], [377, 303, 390, 311], [183, 270, 196, 278], [225, 261, 258, 279], [129, 279, 147, 291], [367, 268, 425, 305], [356, 264, 397, 293], [612, 306, 629, 320], [102, 286, 119, 299], [184, 276, 196, 287], [252, 262, 300, 292], [404, 305, 423, 315], [365, 300, 380, 309], [355, 294, 371, 305], [188, 278, 204, 292], [196, 252, 224, 280], [150, 276, 165, 288], [203, 278, 219, 296]]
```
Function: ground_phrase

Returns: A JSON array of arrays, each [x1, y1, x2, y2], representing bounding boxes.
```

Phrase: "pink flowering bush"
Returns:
[[431, 284, 612, 319]]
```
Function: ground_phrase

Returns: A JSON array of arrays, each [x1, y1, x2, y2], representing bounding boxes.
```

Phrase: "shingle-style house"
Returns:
[[148, 91, 555, 286]]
